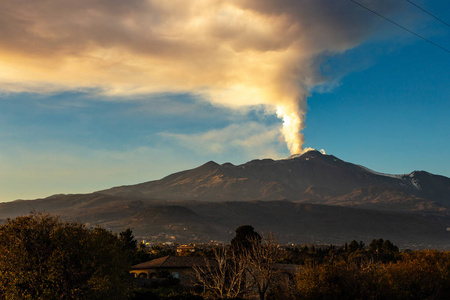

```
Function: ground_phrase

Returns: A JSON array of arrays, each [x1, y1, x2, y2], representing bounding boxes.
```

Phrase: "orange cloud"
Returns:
[[0, 0, 406, 153]]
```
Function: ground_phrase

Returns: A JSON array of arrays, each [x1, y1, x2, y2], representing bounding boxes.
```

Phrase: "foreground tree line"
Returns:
[[297, 250, 450, 300], [0, 214, 449, 299], [193, 227, 450, 300]]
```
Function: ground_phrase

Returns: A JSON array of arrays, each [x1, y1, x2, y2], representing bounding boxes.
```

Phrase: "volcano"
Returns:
[[1, 150, 449, 248], [99, 150, 450, 213]]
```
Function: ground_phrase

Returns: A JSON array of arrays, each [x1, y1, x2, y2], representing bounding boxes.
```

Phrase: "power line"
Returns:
[[406, 0, 450, 28], [350, 0, 450, 54]]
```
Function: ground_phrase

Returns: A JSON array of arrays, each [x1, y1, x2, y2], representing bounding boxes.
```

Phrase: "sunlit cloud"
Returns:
[[0, 0, 409, 153], [160, 122, 285, 159]]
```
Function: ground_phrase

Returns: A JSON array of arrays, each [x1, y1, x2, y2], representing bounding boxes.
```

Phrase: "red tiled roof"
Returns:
[[131, 255, 209, 270]]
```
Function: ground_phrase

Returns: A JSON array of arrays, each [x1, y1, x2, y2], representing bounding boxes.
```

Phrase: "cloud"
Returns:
[[0, 120, 285, 201], [160, 122, 286, 159], [0, 0, 409, 153]]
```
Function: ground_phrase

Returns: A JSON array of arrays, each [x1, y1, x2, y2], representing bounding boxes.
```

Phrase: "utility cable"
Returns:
[[350, 0, 450, 54], [406, 0, 450, 27]]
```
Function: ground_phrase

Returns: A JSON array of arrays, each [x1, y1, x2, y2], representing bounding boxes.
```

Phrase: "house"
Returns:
[[176, 245, 196, 255], [131, 254, 300, 294], [130, 255, 208, 285]]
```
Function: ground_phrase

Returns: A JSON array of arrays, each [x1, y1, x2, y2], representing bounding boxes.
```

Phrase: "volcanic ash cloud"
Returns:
[[0, 0, 405, 154]]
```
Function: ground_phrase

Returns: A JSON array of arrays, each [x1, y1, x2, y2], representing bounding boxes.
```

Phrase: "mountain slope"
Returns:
[[99, 150, 450, 212], [1, 151, 449, 249]]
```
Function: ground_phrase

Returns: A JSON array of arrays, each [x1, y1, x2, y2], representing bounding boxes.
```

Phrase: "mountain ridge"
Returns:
[[97, 150, 450, 212], [1, 150, 448, 249]]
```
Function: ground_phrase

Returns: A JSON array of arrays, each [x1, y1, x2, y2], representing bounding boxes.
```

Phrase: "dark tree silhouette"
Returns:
[[119, 227, 138, 251], [231, 225, 261, 252], [348, 240, 360, 252]]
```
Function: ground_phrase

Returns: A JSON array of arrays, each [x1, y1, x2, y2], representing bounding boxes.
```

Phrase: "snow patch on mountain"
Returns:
[[287, 148, 326, 159], [302, 147, 326, 155], [357, 165, 405, 179], [410, 178, 421, 190]]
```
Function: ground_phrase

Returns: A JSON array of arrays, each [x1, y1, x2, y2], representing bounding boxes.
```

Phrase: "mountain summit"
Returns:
[[99, 151, 450, 212]]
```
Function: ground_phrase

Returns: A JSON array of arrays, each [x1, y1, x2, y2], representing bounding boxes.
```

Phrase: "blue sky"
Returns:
[[0, 0, 449, 202]]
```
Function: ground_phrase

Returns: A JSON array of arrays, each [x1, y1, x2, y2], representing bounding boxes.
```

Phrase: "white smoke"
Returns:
[[0, 0, 407, 154]]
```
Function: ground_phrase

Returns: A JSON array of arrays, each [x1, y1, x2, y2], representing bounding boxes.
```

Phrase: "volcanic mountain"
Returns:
[[1, 150, 449, 248], [99, 150, 450, 213]]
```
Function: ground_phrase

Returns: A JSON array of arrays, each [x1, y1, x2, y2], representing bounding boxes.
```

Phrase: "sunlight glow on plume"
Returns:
[[276, 105, 303, 154], [0, 0, 404, 154]]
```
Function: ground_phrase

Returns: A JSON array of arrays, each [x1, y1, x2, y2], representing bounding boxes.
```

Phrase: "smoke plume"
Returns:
[[0, 0, 405, 154]]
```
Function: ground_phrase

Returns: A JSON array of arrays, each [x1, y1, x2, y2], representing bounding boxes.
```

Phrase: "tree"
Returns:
[[369, 238, 382, 252], [119, 228, 138, 251], [195, 227, 280, 300], [347, 240, 360, 253], [381, 239, 399, 253], [193, 246, 251, 299], [0, 213, 133, 300], [231, 225, 261, 252], [243, 233, 281, 300], [118, 228, 151, 265], [295, 250, 450, 299]]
